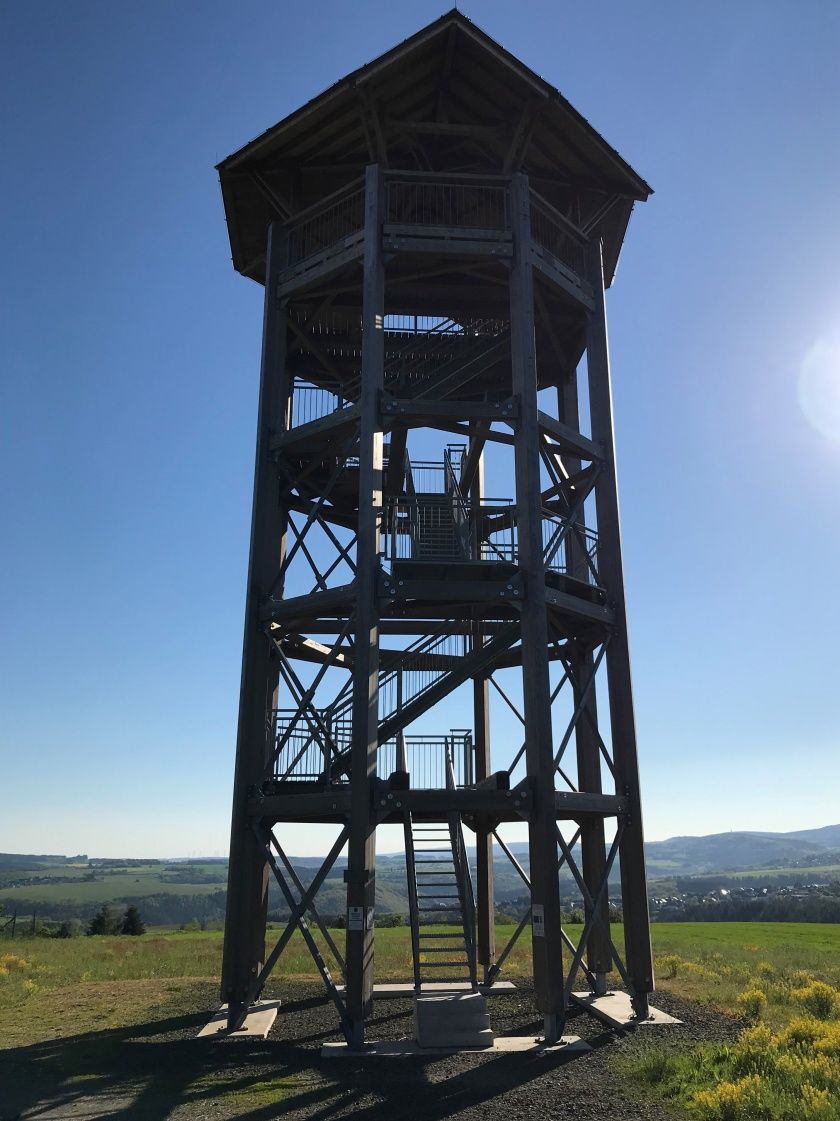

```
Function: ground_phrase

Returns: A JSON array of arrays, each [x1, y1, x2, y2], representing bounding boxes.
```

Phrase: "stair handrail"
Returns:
[[446, 749, 478, 988]]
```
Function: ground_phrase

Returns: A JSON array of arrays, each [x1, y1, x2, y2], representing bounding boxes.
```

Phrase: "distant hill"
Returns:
[[642, 830, 837, 877], [1, 825, 837, 924]]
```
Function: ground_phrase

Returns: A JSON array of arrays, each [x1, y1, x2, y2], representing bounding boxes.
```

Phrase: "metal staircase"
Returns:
[[404, 752, 478, 990]]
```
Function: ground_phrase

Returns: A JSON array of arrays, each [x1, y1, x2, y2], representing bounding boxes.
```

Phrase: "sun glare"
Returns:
[[798, 337, 840, 443]]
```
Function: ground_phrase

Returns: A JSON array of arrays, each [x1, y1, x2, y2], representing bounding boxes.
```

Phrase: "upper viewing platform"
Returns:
[[217, 9, 652, 291]]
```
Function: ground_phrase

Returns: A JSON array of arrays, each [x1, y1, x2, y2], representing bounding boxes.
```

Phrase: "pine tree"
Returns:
[[87, 904, 120, 935], [121, 905, 146, 936]]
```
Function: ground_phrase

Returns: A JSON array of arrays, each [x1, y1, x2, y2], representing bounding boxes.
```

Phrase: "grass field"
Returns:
[[2, 923, 840, 1024], [0, 862, 227, 907], [2, 923, 839, 1118]]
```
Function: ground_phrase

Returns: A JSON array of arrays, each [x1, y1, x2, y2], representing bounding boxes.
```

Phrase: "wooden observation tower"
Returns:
[[217, 11, 655, 1049]]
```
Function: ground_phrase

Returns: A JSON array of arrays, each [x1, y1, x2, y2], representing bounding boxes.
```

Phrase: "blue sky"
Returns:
[[2, 1, 839, 858]]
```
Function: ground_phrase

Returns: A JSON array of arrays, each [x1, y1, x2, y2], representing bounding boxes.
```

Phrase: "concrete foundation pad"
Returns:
[[334, 982, 517, 998], [321, 1034, 590, 1058], [197, 1001, 281, 1040], [571, 991, 681, 1028]]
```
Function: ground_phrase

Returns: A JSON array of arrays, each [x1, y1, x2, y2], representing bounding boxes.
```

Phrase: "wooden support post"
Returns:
[[222, 224, 290, 1027], [509, 173, 565, 1042], [470, 436, 495, 978], [557, 375, 611, 994], [584, 238, 653, 1016], [344, 164, 385, 1048]]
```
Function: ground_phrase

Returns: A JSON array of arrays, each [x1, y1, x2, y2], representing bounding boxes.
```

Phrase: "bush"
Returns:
[[659, 953, 682, 979], [55, 920, 82, 939], [693, 1073, 763, 1120], [736, 988, 767, 1023], [376, 913, 405, 927], [791, 981, 839, 1021]]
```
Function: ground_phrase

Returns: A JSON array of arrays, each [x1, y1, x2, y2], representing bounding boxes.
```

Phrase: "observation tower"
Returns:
[[217, 10, 655, 1049]]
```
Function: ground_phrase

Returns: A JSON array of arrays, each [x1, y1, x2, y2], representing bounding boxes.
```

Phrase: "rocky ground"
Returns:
[[1, 981, 741, 1120]]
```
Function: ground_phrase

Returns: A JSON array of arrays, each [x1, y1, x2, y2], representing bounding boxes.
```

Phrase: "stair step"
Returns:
[[418, 934, 466, 940]]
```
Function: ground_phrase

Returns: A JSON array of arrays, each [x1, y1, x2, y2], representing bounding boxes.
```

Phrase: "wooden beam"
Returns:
[[387, 119, 501, 138], [249, 171, 293, 220]]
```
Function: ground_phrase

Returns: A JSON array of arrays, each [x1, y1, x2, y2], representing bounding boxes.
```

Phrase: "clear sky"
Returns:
[[2, 1, 839, 858]]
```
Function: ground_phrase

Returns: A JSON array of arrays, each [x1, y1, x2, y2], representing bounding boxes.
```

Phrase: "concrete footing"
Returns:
[[334, 981, 517, 998], [415, 990, 493, 1049], [197, 1000, 281, 1039], [571, 991, 681, 1028], [321, 1034, 591, 1058]]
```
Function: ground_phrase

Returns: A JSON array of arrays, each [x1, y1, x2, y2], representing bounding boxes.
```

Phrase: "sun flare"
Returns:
[[798, 337, 840, 443]]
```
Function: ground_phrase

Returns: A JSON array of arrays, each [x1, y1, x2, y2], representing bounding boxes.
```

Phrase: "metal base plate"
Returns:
[[571, 991, 681, 1027], [197, 1000, 281, 1039], [321, 1034, 590, 1058]]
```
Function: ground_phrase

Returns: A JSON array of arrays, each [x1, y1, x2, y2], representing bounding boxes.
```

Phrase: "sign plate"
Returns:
[[347, 906, 364, 932], [532, 904, 545, 937]]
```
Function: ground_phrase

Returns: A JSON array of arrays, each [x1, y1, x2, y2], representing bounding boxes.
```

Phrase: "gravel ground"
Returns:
[[4, 982, 741, 1120]]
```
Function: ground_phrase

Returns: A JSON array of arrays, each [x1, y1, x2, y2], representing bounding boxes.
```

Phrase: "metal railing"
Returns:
[[384, 495, 515, 567], [272, 708, 473, 789], [376, 632, 468, 725], [384, 494, 599, 581], [286, 180, 366, 268], [270, 709, 331, 781], [289, 381, 352, 428], [280, 173, 590, 290], [386, 177, 509, 232], [377, 732, 474, 788], [542, 517, 600, 583]]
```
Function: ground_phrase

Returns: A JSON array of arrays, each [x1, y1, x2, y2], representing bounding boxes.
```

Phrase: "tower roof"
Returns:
[[218, 10, 652, 286]]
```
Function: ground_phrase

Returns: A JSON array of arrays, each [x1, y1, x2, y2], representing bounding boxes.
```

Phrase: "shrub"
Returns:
[[782, 1016, 826, 1048], [693, 1074, 763, 1120], [791, 982, 839, 1021], [799, 1083, 832, 1116], [736, 987, 767, 1023], [0, 954, 30, 972], [376, 913, 405, 928], [55, 920, 82, 939], [732, 1024, 774, 1074], [659, 953, 682, 979]]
